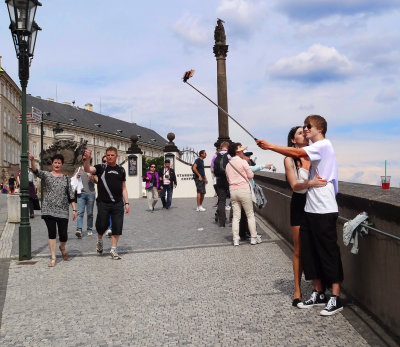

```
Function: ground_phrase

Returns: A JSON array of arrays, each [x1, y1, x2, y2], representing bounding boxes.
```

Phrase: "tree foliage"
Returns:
[[142, 155, 164, 176]]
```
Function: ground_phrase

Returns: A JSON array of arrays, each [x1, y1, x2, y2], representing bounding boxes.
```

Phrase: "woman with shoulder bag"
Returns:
[[28, 151, 77, 267], [144, 164, 160, 211], [284, 126, 327, 306], [225, 142, 262, 247]]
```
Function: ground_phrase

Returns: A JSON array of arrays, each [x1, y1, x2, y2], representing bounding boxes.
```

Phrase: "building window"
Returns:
[[32, 142, 37, 156]]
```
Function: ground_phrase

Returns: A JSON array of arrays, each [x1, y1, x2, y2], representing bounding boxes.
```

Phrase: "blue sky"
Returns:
[[1, 0, 399, 186]]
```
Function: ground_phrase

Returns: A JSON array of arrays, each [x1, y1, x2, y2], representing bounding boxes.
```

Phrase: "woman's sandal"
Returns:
[[48, 258, 56, 267], [59, 246, 69, 261]]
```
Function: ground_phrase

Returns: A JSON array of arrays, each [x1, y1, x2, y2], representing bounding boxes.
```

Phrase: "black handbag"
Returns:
[[32, 197, 41, 210]]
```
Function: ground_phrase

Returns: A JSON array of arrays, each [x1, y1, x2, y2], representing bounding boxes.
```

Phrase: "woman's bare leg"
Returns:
[[291, 225, 302, 299]]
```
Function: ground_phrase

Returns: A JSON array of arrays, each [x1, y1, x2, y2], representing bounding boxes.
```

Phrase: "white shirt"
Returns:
[[303, 139, 338, 214]]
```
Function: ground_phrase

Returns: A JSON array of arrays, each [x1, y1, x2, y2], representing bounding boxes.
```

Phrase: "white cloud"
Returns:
[[375, 88, 400, 103], [173, 14, 209, 46], [269, 44, 354, 83], [216, 0, 267, 37], [217, 0, 267, 25], [277, 0, 400, 22]]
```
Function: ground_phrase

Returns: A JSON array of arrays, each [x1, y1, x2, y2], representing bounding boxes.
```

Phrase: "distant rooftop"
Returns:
[[27, 95, 167, 148]]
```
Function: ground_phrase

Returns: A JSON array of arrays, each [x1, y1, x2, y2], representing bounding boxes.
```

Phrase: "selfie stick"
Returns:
[[182, 70, 257, 141]]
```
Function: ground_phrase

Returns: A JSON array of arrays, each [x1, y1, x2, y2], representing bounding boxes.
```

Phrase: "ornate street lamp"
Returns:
[[6, 0, 42, 260]]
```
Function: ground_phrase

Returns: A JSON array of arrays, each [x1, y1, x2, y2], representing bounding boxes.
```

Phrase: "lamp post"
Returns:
[[6, 0, 42, 260]]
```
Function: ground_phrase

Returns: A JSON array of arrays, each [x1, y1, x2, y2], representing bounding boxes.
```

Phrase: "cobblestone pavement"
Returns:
[[0, 194, 8, 238], [0, 197, 395, 346]]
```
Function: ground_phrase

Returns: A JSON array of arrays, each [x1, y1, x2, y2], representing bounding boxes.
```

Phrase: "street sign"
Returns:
[[32, 107, 42, 122], [18, 113, 37, 124]]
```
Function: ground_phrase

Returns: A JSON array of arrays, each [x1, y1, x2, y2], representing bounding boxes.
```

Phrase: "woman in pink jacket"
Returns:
[[225, 143, 262, 246], [144, 164, 160, 211]]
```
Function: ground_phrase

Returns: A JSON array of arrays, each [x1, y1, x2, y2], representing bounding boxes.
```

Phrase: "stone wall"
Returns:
[[254, 171, 400, 338]]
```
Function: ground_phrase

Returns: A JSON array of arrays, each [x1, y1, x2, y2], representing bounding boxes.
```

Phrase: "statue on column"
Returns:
[[214, 18, 226, 44]]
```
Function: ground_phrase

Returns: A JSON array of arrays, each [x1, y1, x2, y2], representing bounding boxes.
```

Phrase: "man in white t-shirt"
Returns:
[[257, 115, 344, 316]]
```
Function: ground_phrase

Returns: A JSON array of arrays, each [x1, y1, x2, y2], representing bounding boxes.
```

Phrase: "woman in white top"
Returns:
[[284, 126, 326, 306]]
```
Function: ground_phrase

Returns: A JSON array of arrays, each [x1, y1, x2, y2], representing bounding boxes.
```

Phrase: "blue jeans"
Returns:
[[160, 184, 173, 208], [76, 193, 95, 231]]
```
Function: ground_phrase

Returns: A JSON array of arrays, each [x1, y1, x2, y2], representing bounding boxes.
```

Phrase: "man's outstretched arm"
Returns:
[[256, 139, 308, 159]]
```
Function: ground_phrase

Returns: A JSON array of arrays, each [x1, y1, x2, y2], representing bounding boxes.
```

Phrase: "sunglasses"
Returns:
[[303, 124, 312, 130]]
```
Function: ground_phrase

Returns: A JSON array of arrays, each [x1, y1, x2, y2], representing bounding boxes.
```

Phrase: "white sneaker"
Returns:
[[233, 239, 240, 246], [225, 205, 231, 210], [256, 235, 262, 243], [106, 229, 112, 238], [197, 206, 206, 212]]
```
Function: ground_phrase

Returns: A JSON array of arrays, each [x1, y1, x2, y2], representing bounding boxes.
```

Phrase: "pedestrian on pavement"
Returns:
[[144, 164, 160, 211], [84, 147, 130, 260], [158, 159, 177, 209], [192, 150, 208, 211], [257, 115, 344, 316], [28, 168, 39, 218], [210, 149, 220, 206], [284, 126, 327, 307], [73, 155, 98, 238], [16, 170, 21, 192], [8, 174, 16, 194], [28, 151, 77, 267], [238, 151, 272, 240], [212, 142, 231, 227], [101, 155, 112, 238], [225, 143, 261, 246]]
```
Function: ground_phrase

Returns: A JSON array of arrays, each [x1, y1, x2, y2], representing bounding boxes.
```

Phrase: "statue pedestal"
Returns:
[[7, 193, 20, 223]]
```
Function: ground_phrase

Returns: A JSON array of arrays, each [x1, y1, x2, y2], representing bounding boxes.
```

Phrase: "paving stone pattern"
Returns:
[[0, 197, 371, 346]]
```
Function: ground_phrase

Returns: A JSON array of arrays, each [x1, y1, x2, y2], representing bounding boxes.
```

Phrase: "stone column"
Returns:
[[163, 133, 179, 169], [213, 19, 231, 149]]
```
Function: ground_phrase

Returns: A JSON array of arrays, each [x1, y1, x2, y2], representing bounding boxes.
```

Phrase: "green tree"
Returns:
[[142, 155, 164, 176]]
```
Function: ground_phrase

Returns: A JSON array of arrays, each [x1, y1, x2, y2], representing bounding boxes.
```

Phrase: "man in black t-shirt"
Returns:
[[84, 147, 130, 260], [8, 174, 16, 194], [192, 150, 208, 211]]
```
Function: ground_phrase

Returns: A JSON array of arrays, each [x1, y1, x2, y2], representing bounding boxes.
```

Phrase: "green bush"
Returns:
[[142, 155, 165, 176]]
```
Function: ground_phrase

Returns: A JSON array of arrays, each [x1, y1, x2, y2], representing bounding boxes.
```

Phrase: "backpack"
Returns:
[[213, 153, 229, 177]]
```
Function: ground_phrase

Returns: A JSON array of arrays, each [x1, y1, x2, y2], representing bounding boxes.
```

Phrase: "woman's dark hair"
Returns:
[[287, 126, 302, 168], [51, 153, 64, 164], [228, 142, 241, 157]]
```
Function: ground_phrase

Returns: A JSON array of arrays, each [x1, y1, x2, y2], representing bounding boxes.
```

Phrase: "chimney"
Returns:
[[84, 103, 93, 111]]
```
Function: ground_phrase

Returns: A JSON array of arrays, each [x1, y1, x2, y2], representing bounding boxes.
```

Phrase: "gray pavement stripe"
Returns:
[[0, 222, 15, 259]]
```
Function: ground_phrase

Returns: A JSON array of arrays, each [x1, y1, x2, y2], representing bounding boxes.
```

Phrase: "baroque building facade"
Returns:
[[27, 95, 166, 167], [0, 57, 22, 182]]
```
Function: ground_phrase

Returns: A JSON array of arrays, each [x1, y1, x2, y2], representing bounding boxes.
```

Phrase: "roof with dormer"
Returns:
[[26, 94, 167, 149]]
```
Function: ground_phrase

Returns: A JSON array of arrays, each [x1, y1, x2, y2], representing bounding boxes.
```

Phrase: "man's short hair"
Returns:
[[105, 146, 118, 154], [165, 159, 171, 163], [199, 150, 206, 156], [220, 141, 230, 150], [305, 114, 327, 135]]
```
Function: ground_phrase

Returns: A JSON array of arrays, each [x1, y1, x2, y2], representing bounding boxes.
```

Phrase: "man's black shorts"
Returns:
[[194, 177, 206, 194], [300, 212, 344, 285], [95, 200, 124, 235]]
